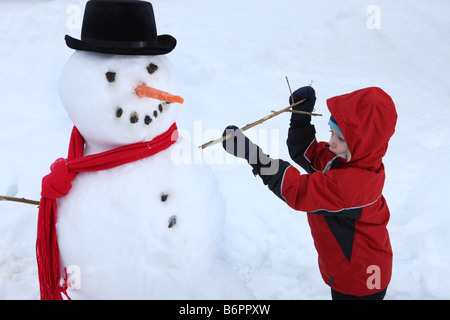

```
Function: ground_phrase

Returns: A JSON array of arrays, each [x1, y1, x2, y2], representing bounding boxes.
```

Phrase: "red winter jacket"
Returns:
[[260, 87, 397, 296]]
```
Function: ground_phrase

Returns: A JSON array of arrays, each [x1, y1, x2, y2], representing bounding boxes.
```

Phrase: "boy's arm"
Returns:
[[285, 86, 319, 173], [222, 125, 291, 202], [221, 126, 345, 211], [287, 87, 335, 172], [287, 121, 317, 173]]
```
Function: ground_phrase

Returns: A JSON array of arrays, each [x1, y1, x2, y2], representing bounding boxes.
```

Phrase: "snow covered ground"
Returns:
[[1, 0, 449, 300]]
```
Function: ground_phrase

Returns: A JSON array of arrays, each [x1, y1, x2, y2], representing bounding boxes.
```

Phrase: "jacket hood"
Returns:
[[327, 87, 397, 170]]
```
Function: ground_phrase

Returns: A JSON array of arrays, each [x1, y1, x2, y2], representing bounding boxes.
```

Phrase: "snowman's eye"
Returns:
[[105, 71, 116, 83], [147, 63, 158, 75]]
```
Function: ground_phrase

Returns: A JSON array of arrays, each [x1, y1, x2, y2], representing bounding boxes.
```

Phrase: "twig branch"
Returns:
[[0, 195, 40, 206], [271, 110, 322, 116], [286, 76, 294, 104], [199, 98, 309, 149], [198, 77, 322, 149]]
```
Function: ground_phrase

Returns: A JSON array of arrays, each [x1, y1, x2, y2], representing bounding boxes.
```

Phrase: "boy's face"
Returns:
[[328, 127, 348, 156]]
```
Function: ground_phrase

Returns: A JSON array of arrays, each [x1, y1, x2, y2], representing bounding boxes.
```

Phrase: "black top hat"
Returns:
[[65, 0, 176, 55]]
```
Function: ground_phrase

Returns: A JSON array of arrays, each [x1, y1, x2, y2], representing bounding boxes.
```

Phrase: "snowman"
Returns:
[[36, 0, 253, 300]]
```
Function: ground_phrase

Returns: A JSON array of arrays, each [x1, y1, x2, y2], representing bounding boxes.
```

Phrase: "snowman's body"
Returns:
[[56, 52, 252, 299]]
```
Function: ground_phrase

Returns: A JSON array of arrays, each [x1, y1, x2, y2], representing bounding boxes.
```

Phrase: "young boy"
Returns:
[[222, 86, 397, 300]]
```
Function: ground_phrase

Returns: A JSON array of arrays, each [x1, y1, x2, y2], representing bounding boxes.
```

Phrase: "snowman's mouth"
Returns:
[[115, 101, 170, 125]]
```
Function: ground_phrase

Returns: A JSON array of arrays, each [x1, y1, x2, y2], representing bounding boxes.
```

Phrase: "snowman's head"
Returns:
[[59, 51, 182, 153]]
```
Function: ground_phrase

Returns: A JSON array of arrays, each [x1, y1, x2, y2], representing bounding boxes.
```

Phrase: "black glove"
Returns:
[[288, 86, 316, 124], [222, 125, 278, 176]]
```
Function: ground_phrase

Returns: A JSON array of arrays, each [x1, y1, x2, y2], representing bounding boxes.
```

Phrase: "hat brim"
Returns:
[[328, 116, 345, 139], [64, 34, 176, 55]]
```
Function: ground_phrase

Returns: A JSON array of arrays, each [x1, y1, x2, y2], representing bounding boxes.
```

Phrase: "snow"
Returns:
[[1, 0, 449, 300]]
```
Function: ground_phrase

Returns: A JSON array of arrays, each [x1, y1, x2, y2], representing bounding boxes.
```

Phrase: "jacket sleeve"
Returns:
[[256, 158, 347, 212], [286, 120, 317, 173], [287, 120, 335, 173], [253, 119, 338, 208], [253, 157, 291, 202], [280, 165, 346, 212]]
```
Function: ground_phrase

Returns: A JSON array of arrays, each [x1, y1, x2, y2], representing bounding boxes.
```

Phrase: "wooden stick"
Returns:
[[271, 110, 322, 116], [286, 76, 294, 104], [199, 99, 309, 149], [0, 195, 40, 206]]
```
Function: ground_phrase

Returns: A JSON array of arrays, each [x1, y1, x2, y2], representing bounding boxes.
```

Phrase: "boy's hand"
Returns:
[[289, 86, 316, 123], [222, 125, 279, 176], [222, 125, 255, 161]]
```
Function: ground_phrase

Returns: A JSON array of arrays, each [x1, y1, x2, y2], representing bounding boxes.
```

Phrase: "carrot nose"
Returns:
[[135, 84, 184, 104]]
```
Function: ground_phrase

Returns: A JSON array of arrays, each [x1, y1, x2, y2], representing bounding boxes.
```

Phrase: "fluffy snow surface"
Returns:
[[1, 0, 449, 300]]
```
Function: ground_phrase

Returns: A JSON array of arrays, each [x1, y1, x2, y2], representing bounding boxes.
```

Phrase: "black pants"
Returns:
[[331, 287, 387, 300]]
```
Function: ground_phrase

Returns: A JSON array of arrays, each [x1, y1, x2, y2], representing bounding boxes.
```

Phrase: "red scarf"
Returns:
[[36, 123, 178, 300]]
